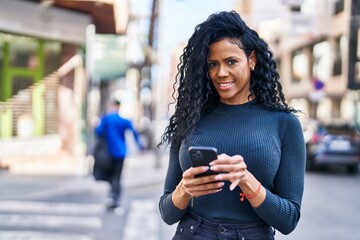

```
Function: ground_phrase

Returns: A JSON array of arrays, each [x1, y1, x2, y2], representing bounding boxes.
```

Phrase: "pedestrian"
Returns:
[[158, 11, 306, 239], [94, 99, 144, 210]]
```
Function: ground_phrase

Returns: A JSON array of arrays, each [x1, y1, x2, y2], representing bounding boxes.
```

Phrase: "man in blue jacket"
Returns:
[[95, 99, 144, 209]]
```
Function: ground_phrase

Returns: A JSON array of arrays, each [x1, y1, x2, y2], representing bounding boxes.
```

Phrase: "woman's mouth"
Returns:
[[218, 82, 234, 90]]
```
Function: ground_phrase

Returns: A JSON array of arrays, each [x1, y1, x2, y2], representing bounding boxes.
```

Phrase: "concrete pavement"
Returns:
[[122, 149, 169, 188], [0, 149, 175, 240], [0, 149, 169, 200]]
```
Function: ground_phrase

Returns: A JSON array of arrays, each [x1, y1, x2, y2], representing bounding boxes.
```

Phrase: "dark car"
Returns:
[[306, 124, 360, 173]]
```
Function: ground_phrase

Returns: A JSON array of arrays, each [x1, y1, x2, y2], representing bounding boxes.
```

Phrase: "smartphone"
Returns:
[[188, 146, 218, 178]]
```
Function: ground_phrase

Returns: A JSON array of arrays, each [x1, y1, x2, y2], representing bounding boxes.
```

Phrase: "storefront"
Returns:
[[0, 0, 123, 163], [0, 0, 92, 139]]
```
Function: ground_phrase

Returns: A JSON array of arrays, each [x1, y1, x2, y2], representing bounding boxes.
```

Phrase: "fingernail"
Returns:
[[229, 184, 236, 191], [215, 175, 223, 180]]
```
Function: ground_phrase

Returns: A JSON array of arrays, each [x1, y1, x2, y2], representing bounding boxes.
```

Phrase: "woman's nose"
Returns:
[[217, 65, 228, 77]]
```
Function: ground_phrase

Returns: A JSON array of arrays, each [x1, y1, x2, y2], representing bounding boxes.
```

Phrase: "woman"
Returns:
[[158, 11, 305, 239]]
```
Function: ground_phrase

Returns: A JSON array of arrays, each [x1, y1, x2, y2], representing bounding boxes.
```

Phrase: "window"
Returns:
[[12, 76, 33, 95], [333, 36, 345, 76], [312, 41, 331, 81], [276, 58, 282, 83], [356, 29, 360, 82], [44, 41, 61, 75], [333, 0, 344, 15], [9, 36, 37, 68], [292, 50, 308, 83]]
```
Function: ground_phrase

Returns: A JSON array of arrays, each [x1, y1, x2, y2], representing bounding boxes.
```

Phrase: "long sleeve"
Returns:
[[95, 116, 106, 137], [127, 121, 144, 151], [96, 112, 143, 159], [253, 113, 306, 234], [159, 143, 188, 225]]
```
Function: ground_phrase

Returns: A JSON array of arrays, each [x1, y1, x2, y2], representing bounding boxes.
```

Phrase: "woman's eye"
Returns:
[[208, 62, 216, 68], [227, 59, 237, 65]]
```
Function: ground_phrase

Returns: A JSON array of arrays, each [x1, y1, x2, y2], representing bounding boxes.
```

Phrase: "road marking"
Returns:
[[122, 199, 159, 240], [0, 214, 102, 229], [0, 231, 93, 240], [0, 200, 103, 236], [0, 200, 104, 215]]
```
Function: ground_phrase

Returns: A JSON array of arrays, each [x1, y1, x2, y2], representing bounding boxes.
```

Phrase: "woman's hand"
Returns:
[[172, 166, 224, 209], [209, 153, 265, 207], [182, 166, 225, 197], [209, 153, 248, 191]]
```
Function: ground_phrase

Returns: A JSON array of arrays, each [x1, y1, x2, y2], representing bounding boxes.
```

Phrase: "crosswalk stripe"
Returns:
[[0, 214, 102, 229], [0, 200, 104, 215], [0, 231, 93, 240], [122, 199, 159, 240]]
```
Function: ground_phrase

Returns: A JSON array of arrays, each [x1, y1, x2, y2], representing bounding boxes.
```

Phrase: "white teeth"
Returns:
[[219, 82, 233, 87]]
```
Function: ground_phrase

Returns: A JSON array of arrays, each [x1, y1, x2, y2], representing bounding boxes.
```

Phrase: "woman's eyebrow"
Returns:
[[208, 56, 237, 61], [224, 56, 237, 61]]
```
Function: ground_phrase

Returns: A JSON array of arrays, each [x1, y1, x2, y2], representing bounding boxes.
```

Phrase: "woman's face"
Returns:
[[207, 38, 256, 105]]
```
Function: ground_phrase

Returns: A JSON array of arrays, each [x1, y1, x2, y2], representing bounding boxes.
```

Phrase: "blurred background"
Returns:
[[0, 0, 359, 239]]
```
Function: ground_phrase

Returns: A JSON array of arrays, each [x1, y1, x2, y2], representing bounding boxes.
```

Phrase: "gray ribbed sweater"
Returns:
[[159, 101, 306, 235]]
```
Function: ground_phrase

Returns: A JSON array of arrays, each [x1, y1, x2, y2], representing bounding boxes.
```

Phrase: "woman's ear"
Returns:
[[249, 51, 257, 70]]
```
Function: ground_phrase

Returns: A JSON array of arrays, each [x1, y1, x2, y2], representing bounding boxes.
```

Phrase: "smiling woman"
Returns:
[[158, 11, 306, 240], [207, 39, 255, 105]]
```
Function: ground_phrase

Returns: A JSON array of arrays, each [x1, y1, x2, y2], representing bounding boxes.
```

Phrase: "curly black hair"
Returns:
[[159, 10, 298, 146]]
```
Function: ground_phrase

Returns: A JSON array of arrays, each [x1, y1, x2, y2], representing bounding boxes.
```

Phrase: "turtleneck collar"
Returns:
[[214, 100, 259, 114]]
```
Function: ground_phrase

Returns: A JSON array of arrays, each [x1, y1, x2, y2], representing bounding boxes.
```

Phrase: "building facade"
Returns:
[[235, 0, 359, 126], [0, 0, 123, 167]]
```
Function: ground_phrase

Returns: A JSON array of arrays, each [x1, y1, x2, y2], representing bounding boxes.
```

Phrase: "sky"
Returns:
[[155, 0, 234, 85], [128, 0, 234, 62], [159, 0, 233, 55]]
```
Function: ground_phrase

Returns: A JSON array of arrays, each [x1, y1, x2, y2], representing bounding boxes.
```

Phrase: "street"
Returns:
[[0, 1, 359, 240], [0, 166, 359, 240], [277, 167, 360, 240], [0, 170, 174, 240]]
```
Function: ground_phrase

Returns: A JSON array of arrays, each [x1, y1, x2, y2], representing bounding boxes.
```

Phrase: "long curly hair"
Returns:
[[159, 11, 298, 146]]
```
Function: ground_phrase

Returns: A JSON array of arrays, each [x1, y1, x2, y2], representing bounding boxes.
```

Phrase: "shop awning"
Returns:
[[28, 0, 128, 34]]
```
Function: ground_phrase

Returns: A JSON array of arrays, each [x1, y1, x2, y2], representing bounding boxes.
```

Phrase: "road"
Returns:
[[0, 167, 359, 240], [0, 170, 174, 240], [278, 167, 360, 240]]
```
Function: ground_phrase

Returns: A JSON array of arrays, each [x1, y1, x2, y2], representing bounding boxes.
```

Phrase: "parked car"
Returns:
[[306, 123, 360, 173]]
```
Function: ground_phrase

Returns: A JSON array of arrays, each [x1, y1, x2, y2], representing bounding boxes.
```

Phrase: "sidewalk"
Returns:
[[0, 151, 88, 176], [123, 150, 169, 188], [0, 150, 169, 200]]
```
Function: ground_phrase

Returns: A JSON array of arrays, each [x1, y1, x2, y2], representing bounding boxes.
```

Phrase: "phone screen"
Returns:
[[188, 146, 218, 177]]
